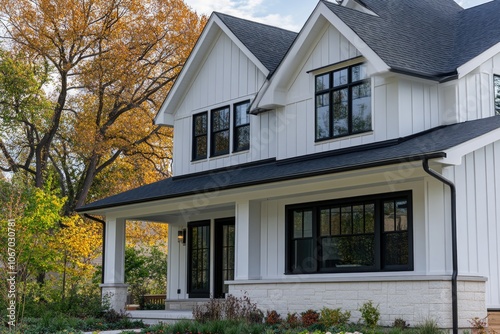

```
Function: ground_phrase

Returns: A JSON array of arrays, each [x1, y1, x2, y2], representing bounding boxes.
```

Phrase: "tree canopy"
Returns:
[[0, 0, 206, 213]]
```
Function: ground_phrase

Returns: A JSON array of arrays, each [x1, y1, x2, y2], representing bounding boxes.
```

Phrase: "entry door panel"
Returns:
[[214, 218, 235, 298], [188, 221, 210, 298]]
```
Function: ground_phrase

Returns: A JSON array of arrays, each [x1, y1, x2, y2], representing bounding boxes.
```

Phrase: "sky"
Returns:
[[183, 0, 493, 32]]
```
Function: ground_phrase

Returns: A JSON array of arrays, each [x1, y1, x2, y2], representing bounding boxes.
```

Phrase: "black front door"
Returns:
[[214, 218, 235, 298], [188, 221, 210, 298]]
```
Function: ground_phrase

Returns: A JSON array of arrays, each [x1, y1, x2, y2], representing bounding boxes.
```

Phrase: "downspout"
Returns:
[[422, 159, 458, 334], [84, 214, 106, 285]]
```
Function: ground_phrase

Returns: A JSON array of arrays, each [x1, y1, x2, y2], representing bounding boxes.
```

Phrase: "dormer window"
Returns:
[[192, 112, 208, 161], [211, 106, 230, 157], [192, 101, 251, 161], [495, 75, 500, 115], [315, 63, 372, 141]]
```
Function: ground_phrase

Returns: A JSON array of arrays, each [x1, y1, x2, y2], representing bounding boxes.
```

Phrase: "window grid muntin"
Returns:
[[286, 191, 412, 274], [315, 63, 372, 141]]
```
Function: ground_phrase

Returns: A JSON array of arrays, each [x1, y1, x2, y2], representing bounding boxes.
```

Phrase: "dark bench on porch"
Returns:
[[143, 294, 166, 305]]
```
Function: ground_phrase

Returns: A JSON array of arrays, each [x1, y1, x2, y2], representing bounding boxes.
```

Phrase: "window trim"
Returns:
[[210, 106, 231, 157], [192, 111, 208, 161], [233, 100, 251, 153], [315, 62, 372, 142], [285, 191, 413, 275]]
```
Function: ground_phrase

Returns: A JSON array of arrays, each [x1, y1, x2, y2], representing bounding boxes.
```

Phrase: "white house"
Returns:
[[76, 0, 500, 331]]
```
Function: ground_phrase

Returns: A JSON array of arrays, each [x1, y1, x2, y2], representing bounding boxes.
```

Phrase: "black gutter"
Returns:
[[84, 214, 106, 285], [422, 159, 458, 334]]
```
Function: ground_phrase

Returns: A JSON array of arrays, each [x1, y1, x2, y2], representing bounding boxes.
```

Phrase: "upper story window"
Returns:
[[315, 63, 372, 141], [192, 101, 250, 161], [494, 75, 500, 115], [233, 101, 250, 152], [286, 191, 413, 274], [211, 106, 230, 157], [192, 112, 208, 161]]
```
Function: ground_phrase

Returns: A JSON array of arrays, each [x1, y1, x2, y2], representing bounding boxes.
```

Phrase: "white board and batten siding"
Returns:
[[172, 32, 275, 176], [442, 141, 500, 309], [276, 25, 443, 161]]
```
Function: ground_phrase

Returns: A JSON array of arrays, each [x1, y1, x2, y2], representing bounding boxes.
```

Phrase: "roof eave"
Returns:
[[456, 42, 500, 79]]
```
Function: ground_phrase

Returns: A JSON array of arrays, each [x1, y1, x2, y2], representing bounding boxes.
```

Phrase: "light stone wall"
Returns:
[[228, 279, 486, 329], [100, 283, 128, 313]]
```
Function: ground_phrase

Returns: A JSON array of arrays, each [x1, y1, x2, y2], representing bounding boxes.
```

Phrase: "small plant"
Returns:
[[417, 318, 444, 334], [469, 316, 497, 334], [393, 317, 409, 329], [192, 293, 263, 323], [301, 309, 320, 327], [265, 310, 282, 325], [320, 307, 351, 327], [358, 300, 380, 328], [286, 312, 301, 328]]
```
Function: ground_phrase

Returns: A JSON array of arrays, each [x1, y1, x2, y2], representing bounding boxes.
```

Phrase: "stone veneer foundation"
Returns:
[[228, 276, 487, 329], [100, 283, 129, 313]]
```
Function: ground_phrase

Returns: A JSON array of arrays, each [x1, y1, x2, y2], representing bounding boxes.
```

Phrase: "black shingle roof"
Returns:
[[214, 12, 298, 75], [77, 116, 500, 212], [323, 0, 500, 80]]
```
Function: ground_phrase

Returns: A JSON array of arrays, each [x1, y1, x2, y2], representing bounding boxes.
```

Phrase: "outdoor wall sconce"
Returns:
[[177, 229, 186, 245]]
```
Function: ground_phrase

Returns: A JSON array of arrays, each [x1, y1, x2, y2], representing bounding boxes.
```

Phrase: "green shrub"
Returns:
[[320, 307, 351, 327], [359, 300, 380, 328]]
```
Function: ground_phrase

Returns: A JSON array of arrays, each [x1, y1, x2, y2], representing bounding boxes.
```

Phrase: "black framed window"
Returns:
[[233, 100, 250, 152], [286, 191, 412, 274], [315, 63, 372, 141], [192, 112, 208, 161], [211, 106, 230, 157], [494, 75, 500, 115]]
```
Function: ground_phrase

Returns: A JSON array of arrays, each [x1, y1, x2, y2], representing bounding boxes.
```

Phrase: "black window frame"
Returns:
[[233, 100, 251, 152], [315, 63, 372, 141], [192, 111, 208, 161], [210, 106, 231, 157], [494, 75, 500, 116], [285, 191, 413, 274]]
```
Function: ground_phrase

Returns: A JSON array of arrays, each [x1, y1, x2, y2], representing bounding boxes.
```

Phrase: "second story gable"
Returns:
[[156, 0, 500, 176]]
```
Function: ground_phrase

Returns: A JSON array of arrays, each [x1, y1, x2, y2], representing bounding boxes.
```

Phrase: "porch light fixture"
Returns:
[[177, 229, 186, 245]]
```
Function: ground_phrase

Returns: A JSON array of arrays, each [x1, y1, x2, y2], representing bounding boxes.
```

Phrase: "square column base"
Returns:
[[100, 283, 129, 313]]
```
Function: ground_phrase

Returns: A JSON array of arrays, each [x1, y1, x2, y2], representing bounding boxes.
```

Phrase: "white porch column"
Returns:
[[235, 200, 261, 280], [100, 217, 128, 312]]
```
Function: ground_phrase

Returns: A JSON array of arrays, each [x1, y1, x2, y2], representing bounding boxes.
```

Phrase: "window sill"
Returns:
[[315, 131, 374, 145], [191, 149, 250, 165]]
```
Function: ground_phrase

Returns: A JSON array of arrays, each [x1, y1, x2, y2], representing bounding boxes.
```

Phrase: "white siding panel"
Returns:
[[171, 33, 272, 176], [398, 80, 413, 137], [411, 83, 425, 133], [451, 141, 500, 308], [425, 178, 447, 274]]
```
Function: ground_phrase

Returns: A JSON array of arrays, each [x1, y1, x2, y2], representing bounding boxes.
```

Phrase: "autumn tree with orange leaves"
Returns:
[[0, 0, 206, 213], [0, 0, 206, 313]]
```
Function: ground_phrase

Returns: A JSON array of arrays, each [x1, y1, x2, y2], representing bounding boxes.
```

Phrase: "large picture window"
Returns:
[[286, 191, 412, 274], [233, 101, 250, 152], [495, 75, 500, 115], [315, 63, 372, 141], [192, 112, 208, 161]]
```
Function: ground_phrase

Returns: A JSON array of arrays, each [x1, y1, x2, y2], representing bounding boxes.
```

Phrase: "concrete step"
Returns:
[[128, 310, 193, 325], [165, 298, 210, 311]]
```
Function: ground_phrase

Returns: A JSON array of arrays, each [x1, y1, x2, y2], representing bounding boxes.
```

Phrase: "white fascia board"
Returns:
[[436, 127, 500, 165], [457, 42, 500, 79], [257, 2, 389, 111], [154, 17, 220, 125]]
